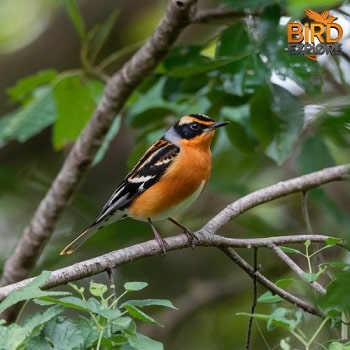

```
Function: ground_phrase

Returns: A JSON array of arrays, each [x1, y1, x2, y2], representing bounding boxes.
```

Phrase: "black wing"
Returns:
[[93, 138, 179, 224]]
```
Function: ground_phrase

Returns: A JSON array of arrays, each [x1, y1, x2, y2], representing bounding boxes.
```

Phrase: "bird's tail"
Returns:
[[60, 225, 98, 255]]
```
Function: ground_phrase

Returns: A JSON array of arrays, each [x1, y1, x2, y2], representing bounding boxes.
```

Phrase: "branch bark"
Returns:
[[0, 233, 339, 302], [0, 0, 198, 288]]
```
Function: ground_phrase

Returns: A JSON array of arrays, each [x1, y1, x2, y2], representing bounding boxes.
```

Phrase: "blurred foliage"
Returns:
[[0, 0, 350, 348], [0, 0, 58, 53], [0, 272, 173, 349]]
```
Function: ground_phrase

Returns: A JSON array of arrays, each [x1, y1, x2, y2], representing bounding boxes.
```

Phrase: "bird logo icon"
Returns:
[[287, 8, 343, 62], [304, 9, 338, 25]]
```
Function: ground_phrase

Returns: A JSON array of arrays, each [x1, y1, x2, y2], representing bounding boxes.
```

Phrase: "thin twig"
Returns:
[[246, 248, 258, 350], [220, 247, 324, 318], [268, 243, 326, 295]]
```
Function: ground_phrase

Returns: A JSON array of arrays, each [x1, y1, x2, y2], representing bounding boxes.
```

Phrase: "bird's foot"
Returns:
[[168, 217, 198, 249]]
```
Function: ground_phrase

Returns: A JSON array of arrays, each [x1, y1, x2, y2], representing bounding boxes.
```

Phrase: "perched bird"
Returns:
[[60, 114, 228, 255]]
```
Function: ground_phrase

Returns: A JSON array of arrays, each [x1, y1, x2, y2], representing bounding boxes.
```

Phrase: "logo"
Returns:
[[287, 9, 343, 61]]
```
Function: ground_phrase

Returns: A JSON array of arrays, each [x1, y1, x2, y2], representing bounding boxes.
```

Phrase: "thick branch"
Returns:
[[0, 233, 338, 302], [0, 0, 198, 288]]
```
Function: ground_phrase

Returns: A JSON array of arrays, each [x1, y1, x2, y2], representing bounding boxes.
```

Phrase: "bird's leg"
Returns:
[[147, 218, 169, 256], [168, 217, 198, 248]]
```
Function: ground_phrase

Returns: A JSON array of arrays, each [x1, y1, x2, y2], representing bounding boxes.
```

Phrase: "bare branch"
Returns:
[[0, 233, 339, 302], [268, 243, 326, 295], [0, 162, 348, 321], [0, 0, 198, 288]]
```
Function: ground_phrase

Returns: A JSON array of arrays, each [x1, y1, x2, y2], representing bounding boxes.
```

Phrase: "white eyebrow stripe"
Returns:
[[128, 175, 156, 183]]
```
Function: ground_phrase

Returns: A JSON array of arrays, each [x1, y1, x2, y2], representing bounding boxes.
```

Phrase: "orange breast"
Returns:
[[128, 134, 213, 221]]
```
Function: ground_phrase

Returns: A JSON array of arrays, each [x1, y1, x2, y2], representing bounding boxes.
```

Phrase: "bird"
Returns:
[[60, 114, 228, 255], [304, 9, 338, 25]]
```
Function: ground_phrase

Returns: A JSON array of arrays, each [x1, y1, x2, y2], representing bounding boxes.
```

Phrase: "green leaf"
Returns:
[[0, 305, 63, 350], [53, 75, 102, 149], [250, 84, 304, 164], [75, 317, 100, 349], [280, 246, 302, 255], [23, 305, 64, 336], [7, 69, 57, 103], [160, 46, 235, 77], [121, 299, 176, 309], [328, 342, 350, 350], [0, 322, 26, 350], [63, 0, 86, 41], [275, 278, 296, 288], [126, 78, 179, 127], [301, 272, 320, 283], [297, 136, 335, 174], [258, 291, 284, 304], [124, 281, 148, 292], [36, 296, 90, 313], [89, 281, 108, 298], [325, 237, 342, 246], [89, 9, 119, 62], [238, 308, 303, 331], [126, 332, 163, 350], [29, 316, 86, 350], [0, 271, 69, 314], [124, 304, 161, 325], [216, 21, 253, 60], [165, 57, 237, 78], [319, 270, 350, 311], [223, 105, 257, 152], [0, 85, 56, 148], [114, 316, 133, 329]]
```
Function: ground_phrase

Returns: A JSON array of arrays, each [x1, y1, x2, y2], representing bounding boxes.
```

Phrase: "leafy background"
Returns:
[[0, 0, 349, 348]]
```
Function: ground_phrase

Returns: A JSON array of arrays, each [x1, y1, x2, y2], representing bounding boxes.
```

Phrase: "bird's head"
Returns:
[[165, 114, 228, 147]]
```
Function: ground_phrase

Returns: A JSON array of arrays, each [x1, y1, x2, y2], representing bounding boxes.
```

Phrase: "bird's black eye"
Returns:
[[190, 123, 200, 130]]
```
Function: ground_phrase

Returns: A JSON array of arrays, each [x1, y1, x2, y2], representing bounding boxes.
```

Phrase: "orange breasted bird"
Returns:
[[60, 114, 228, 255]]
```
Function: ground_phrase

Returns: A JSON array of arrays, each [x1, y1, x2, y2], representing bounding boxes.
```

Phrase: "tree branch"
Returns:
[[0, 0, 198, 288], [0, 233, 339, 302], [268, 243, 326, 295], [220, 247, 324, 317], [202, 164, 350, 235], [0, 163, 348, 322]]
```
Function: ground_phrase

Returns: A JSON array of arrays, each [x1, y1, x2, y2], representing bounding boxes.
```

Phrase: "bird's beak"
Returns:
[[206, 121, 229, 131]]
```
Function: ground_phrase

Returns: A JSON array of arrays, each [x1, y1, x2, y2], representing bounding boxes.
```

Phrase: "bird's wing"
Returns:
[[304, 9, 322, 22], [321, 10, 329, 19], [93, 138, 180, 225], [59, 138, 179, 255]]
